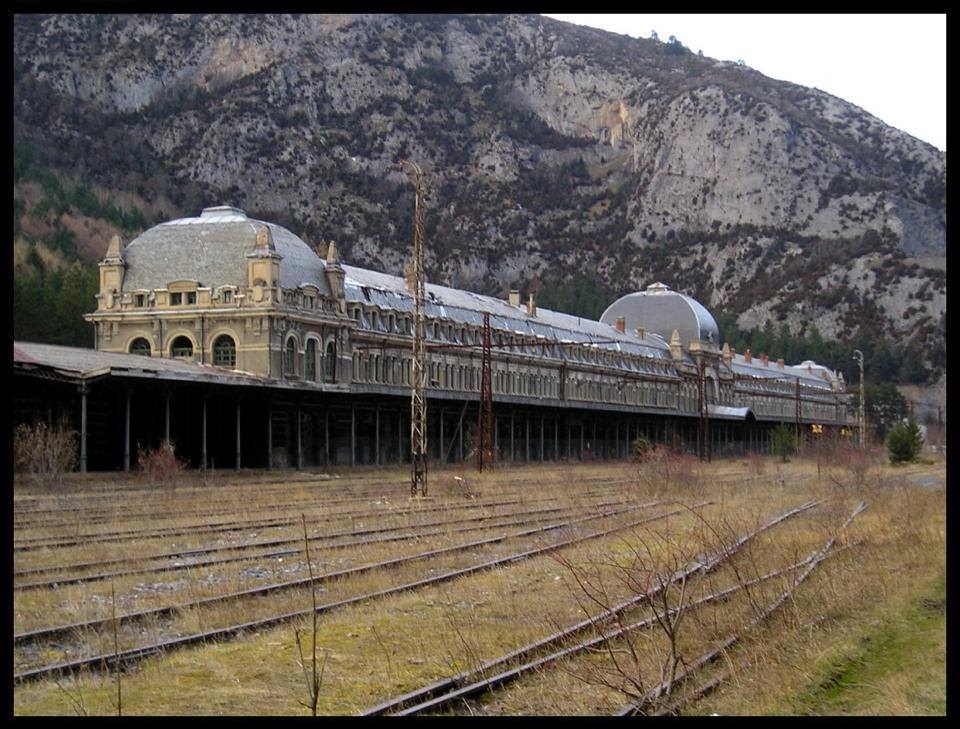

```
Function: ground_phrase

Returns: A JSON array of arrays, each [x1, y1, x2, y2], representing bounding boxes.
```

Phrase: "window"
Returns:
[[324, 341, 337, 382], [170, 292, 183, 306], [171, 336, 193, 358], [129, 337, 151, 356], [186, 291, 197, 305], [305, 339, 317, 382], [134, 294, 145, 308], [223, 290, 233, 304], [213, 334, 237, 368], [284, 338, 297, 376]]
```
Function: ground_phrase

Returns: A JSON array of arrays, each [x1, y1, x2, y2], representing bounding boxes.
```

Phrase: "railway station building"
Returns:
[[13, 206, 855, 472]]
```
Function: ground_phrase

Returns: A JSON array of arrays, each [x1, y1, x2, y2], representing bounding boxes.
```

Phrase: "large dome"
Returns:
[[120, 206, 329, 293], [600, 282, 720, 346]]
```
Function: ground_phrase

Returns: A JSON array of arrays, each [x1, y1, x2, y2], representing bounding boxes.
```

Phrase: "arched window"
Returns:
[[129, 337, 151, 356], [284, 338, 297, 377], [170, 336, 193, 359], [324, 340, 337, 383], [213, 334, 237, 368], [305, 339, 317, 382]]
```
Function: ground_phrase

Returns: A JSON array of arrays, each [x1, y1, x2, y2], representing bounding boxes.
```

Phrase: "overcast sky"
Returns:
[[544, 14, 946, 151]]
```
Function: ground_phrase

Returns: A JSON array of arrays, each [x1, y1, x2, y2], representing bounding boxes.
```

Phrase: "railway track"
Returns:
[[13, 486, 622, 552], [12, 471, 661, 527], [14, 497, 636, 590], [15, 498, 701, 683], [359, 499, 823, 716], [614, 501, 868, 716]]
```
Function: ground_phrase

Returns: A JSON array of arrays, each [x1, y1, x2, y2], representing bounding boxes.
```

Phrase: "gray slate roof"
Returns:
[[121, 207, 331, 295], [599, 282, 721, 347]]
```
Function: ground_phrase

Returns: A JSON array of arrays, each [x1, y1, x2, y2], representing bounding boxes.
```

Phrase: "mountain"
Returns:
[[12, 13, 946, 384]]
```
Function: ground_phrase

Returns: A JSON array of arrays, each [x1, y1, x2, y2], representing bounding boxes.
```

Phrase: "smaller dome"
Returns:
[[599, 283, 720, 347]]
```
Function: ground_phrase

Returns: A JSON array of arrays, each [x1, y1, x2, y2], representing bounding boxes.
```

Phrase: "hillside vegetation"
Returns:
[[12, 13, 945, 384]]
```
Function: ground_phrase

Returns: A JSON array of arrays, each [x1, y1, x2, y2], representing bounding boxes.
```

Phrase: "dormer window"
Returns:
[[186, 291, 196, 305], [170, 292, 183, 306], [223, 290, 233, 304], [134, 294, 145, 308]]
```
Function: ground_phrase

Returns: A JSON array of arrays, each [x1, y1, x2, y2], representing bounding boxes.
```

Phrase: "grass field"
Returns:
[[13, 450, 946, 716]]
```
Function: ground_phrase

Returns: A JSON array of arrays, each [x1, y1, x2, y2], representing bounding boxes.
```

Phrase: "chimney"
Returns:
[[404, 262, 415, 292], [509, 290, 520, 307], [615, 316, 626, 333], [634, 327, 645, 339], [776, 358, 784, 369], [744, 349, 752, 363], [761, 354, 769, 366], [722, 342, 732, 365], [527, 293, 537, 317]]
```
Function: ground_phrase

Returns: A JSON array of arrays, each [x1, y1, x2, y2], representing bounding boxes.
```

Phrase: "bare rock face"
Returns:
[[13, 12, 945, 378]]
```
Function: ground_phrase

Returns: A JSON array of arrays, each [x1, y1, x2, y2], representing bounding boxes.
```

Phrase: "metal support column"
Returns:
[[439, 407, 444, 464], [124, 387, 131, 471], [165, 390, 171, 443], [525, 414, 530, 462], [236, 398, 242, 470], [510, 414, 515, 462], [350, 403, 356, 467], [297, 405, 303, 470], [325, 408, 330, 465], [555, 416, 559, 461], [79, 383, 88, 473], [201, 395, 208, 470], [375, 405, 381, 466], [267, 402, 273, 470], [540, 416, 545, 461]]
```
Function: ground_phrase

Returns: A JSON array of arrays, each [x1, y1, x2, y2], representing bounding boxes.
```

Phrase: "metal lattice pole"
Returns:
[[405, 161, 428, 497], [697, 360, 711, 462], [477, 312, 494, 472]]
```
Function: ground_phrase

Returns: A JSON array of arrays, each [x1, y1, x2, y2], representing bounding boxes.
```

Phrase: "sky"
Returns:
[[544, 14, 946, 151]]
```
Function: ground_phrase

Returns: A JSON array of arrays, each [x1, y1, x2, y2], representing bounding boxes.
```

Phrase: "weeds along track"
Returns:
[[359, 499, 823, 716], [614, 501, 868, 717], [14, 497, 636, 590], [13, 483, 633, 553], [12, 469, 670, 526], [13, 476, 664, 551], [13, 492, 649, 632], [14, 497, 705, 683]]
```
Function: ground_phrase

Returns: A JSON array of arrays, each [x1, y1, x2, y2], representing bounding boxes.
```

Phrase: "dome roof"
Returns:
[[119, 206, 330, 294], [599, 282, 720, 347]]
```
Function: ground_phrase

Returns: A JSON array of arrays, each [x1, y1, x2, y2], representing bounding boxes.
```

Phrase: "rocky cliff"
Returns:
[[13, 13, 946, 380]]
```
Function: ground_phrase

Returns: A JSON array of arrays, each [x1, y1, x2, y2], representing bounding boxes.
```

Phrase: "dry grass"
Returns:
[[13, 455, 945, 715]]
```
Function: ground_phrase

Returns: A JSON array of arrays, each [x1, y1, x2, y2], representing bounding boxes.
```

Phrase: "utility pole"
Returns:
[[405, 161, 428, 497], [476, 312, 494, 472], [853, 349, 865, 448], [697, 359, 711, 462]]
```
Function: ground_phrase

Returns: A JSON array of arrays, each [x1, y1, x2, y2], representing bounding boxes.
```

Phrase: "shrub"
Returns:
[[631, 435, 654, 463], [886, 419, 925, 464], [13, 418, 78, 486], [137, 440, 186, 487], [770, 424, 798, 462], [638, 445, 701, 492]]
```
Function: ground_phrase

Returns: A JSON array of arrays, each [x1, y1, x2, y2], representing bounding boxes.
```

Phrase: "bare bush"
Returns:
[[13, 418, 77, 487], [637, 446, 702, 493], [745, 451, 766, 476], [136, 440, 186, 488], [822, 438, 883, 488], [551, 513, 734, 713]]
